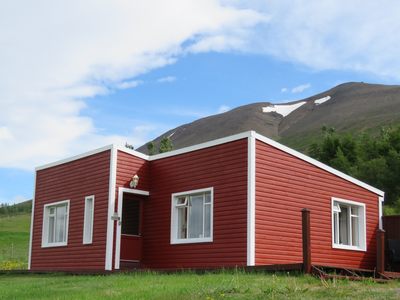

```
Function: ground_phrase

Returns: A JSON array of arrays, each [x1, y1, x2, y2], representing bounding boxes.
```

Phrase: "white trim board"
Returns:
[[253, 132, 384, 197], [105, 145, 117, 271], [36, 145, 114, 171], [34, 130, 384, 197], [247, 135, 256, 266], [148, 132, 251, 161], [34, 132, 250, 171], [115, 187, 150, 270]]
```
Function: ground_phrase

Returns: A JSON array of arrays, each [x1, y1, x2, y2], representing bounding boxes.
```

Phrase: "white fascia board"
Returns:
[[115, 146, 150, 161], [253, 132, 384, 197], [34, 130, 383, 198], [105, 145, 117, 271], [148, 131, 252, 161], [36, 144, 114, 171], [35, 132, 252, 171]]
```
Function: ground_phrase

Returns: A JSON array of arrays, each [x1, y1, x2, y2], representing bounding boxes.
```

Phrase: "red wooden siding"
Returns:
[[116, 151, 150, 192], [255, 140, 379, 269], [31, 150, 111, 271], [141, 139, 248, 269], [114, 151, 149, 268]]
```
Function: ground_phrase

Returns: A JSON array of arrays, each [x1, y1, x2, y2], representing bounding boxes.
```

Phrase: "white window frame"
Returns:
[[41, 199, 70, 248], [331, 197, 366, 252], [170, 187, 213, 244], [83, 195, 95, 244]]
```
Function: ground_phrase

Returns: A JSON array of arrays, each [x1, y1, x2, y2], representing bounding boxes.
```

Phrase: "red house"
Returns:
[[28, 131, 384, 271]]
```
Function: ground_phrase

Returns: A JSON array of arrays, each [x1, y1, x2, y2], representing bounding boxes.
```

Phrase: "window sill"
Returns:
[[332, 244, 366, 252], [171, 237, 213, 245], [41, 242, 68, 248]]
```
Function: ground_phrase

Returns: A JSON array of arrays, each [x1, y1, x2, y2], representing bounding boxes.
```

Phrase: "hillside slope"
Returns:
[[137, 82, 400, 153]]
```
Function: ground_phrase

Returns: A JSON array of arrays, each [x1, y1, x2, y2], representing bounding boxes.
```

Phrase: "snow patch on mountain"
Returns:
[[262, 101, 306, 117], [314, 95, 331, 105]]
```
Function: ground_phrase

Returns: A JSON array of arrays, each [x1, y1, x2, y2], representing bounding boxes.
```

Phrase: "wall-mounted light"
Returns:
[[129, 174, 139, 189]]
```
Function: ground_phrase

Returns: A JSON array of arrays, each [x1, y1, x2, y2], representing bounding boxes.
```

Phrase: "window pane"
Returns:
[[333, 202, 341, 213], [55, 205, 67, 243], [49, 207, 55, 215], [48, 216, 55, 243], [333, 212, 338, 244], [205, 193, 211, 204], [188, 195, 203, 238], [351, 215, 359, 246], [339, 206, 349, 245], [84, 198, 93, 242], [177, 197, 187, 205], [351, 206, 358, 217], [204, 204, 211, 238], [177, 206, 187, 239]]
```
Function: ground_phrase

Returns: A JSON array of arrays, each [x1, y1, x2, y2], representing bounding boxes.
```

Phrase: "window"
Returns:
[[332, 197, 366, 251], [42, 200, 70, 247], [83, 195, 95, 244], [171, 187, 213, 244]]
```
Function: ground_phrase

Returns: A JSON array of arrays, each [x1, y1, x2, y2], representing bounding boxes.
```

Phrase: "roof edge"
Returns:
[[34, 130, 384, 196], [253, 132, 384, 197], [35, 145, 115, 171]]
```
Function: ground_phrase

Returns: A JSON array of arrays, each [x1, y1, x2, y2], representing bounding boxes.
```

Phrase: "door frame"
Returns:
[[115, 187, 149, 270]]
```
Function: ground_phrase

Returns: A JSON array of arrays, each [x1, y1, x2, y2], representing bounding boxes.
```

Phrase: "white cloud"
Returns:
[[291, 83, 311, 94], [218, 105, 231, 113], [0, 127, 13, 141], [0, 1, 265, 170], [116, 80, 143, 90], [281, 87, 288, 93], [3, 0, 399, 172], [246, 0, 400, 79], [157, 76, 176, 83]]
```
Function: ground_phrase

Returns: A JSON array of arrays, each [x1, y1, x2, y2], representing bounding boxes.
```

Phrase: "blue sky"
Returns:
[[1, 1, 400, 204]]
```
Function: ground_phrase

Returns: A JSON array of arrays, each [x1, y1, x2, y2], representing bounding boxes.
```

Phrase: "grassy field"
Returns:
[[0, 271, 399, 299], [0, 213, 31, 269]]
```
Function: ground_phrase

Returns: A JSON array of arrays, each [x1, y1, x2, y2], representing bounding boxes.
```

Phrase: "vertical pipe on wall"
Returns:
[[376, 229, 385, 274], [302, 208, 312, 274]]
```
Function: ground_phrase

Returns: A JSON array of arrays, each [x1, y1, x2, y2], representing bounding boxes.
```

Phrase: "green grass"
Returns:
[[0, 271, 399, 299], [0, 213, 31, 269]]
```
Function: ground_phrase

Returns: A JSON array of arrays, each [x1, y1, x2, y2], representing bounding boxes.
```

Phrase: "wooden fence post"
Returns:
[[376, 229, 385, 274], [302, 208, 311, 274]]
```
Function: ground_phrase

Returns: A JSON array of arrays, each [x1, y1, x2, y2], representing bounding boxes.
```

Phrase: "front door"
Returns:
[[120, 192, 143, 266]]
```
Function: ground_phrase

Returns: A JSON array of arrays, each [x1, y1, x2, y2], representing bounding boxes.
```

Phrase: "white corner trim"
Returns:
[[41, 199, 70, 248], [170, 187, 214, 245], [331, 197, 367, 252], [118, 187, 150, 196], [247, 134, 256, 266], [105, 146, 117, 271], [115, 187, 150, 270], [36, 144, 114, 171], [149, 132, 252, 161], [378, 196, 384, 230], [83, 195, 95, 245], [28, 171, 37, 270], [253, 133, 384, 197]]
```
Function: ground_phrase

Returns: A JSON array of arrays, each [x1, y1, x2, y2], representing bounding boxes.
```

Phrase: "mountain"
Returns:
[[137, 82, 400, 153]]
